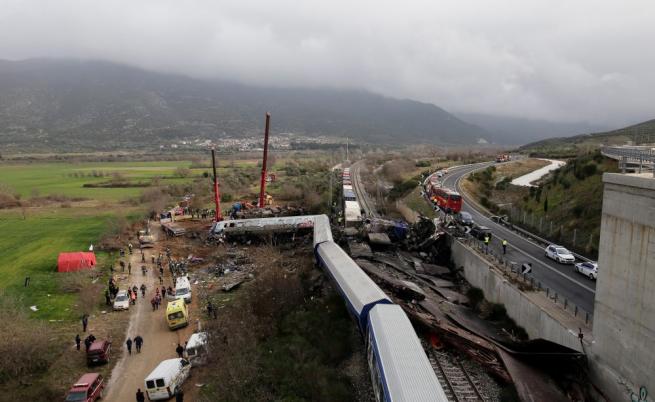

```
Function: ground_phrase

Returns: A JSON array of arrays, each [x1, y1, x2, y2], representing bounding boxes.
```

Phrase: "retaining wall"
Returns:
[[451, 239, 584, 352]]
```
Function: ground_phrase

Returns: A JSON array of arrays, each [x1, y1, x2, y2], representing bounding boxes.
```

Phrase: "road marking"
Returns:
[[451, 167, 597, 295]]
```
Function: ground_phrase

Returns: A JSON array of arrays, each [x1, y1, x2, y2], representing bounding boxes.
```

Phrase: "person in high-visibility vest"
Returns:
[[484, 235, 490, 252], [502, 239, 508, 254]]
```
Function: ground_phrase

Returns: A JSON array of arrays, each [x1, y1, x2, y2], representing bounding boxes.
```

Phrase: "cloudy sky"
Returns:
[[0, 0, 653, 126]]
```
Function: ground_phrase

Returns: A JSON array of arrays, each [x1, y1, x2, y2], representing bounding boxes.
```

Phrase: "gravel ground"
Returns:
[[459, 353, 504, 402]]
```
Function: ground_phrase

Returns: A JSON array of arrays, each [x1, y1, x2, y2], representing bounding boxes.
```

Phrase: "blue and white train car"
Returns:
[[315, 240, 391, 330], [367, 304, 448, 402]]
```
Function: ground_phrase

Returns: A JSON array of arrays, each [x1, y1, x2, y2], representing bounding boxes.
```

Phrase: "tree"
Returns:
[[175, 167, 191, 178]]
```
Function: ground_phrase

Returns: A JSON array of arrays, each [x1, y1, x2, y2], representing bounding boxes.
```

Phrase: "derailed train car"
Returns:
[[212, 215, 447, 401], [314, 238, 447, 402]]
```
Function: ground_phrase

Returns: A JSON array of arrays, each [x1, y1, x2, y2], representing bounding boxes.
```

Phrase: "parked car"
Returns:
[[65, 373, 104, 402], [113, 290, 130, 311], [575, 261, 598, 280], [87, 340, 111, 366], [545, 245, 575, 264], [469, 225, 492, 241], [456, 211, 474, 226], [144, 358, 191, 401]]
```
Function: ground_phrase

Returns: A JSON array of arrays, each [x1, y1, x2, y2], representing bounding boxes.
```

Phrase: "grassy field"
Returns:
[[0, 209, 113, 320], [0, 161, 196, 201]]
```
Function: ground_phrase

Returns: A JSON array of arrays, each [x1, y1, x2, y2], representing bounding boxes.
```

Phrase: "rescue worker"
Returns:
[[207, 301, 217, 319], [502, 239, 508, 255], [126, 337, 133, 355], [484, 235, 490, 252], [134, 335, 143, 353], [81, 314, 89, 332]]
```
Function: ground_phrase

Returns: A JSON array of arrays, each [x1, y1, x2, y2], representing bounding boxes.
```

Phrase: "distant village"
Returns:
[[159, 133, 351, 151]]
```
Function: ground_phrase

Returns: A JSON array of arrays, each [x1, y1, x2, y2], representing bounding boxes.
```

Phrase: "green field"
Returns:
[[0, 161, 198, 201], [0, 209, 112, 320]]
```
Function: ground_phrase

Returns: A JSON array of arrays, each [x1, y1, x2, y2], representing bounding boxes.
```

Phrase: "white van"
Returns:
[[174, 276, 192, 304], [144, 358, 191, 400], [185, 332, 209, 366]]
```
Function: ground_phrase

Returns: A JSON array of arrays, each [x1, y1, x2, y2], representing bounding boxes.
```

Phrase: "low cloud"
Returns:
[[0, 0, 653, 126]]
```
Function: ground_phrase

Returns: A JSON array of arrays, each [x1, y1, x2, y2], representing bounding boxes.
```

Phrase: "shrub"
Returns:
[[175, 167, 191, 178], [0, 296, 52, 384], [581, 162, 598, 178], [466, 287, 484, 310]]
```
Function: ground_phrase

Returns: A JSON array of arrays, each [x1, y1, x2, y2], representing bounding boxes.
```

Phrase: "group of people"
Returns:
[[74, 333, 97, 351], [125, 335, 144, 355], [150, 285, 172, 310]]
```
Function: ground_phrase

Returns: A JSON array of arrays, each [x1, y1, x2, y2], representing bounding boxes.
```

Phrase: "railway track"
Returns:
[[428, 349, 487, 402], [351, 161, 377, 217]]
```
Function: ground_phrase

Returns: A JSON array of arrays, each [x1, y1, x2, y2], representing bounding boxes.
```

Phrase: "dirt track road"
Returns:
[[105, 225, 194, 402]]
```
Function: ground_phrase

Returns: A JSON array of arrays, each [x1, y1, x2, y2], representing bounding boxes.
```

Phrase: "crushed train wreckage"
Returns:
[[350, 215, 585, 401]]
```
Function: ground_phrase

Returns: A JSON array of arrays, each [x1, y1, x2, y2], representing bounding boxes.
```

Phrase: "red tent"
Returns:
[[57, 252, 97, 272]]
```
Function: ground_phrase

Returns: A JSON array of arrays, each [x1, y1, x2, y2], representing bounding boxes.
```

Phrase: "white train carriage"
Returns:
[[315, 241, 391, 330], [344, 200, 363, 227], [367, 304, 448, 402]]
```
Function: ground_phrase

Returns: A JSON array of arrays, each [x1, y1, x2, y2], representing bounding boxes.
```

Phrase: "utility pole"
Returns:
[[329, 170, 333, 212], [211, 148, 222, 221], [346, 137, 350, 162], [258, 112, 271, 208]]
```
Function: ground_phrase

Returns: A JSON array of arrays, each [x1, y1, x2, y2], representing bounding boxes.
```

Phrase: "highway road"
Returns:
[[440, 163, 597, 315]]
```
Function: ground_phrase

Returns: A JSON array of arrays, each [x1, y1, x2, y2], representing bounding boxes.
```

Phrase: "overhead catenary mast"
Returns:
[[258, 112, 271, 208]]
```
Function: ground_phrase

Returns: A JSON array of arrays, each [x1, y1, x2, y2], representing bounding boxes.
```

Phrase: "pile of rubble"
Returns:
[[193, 248, 256, 293]]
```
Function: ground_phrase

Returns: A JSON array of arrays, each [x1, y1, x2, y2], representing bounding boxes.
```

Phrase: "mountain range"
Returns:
[[0, 59, 493, 151], [456, 112, 611, 146]]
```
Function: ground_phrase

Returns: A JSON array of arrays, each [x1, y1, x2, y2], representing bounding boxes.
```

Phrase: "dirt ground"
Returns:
[[104, 223, 196, 402]]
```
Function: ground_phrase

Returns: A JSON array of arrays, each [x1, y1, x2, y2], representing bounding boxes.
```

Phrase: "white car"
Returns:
[[113, 290, 130, 311], [575, 261, 598, 280], [545, 245, 575, 264]]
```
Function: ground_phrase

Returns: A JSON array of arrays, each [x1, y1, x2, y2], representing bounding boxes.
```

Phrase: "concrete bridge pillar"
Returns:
[[589, 173, 655, 401]]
